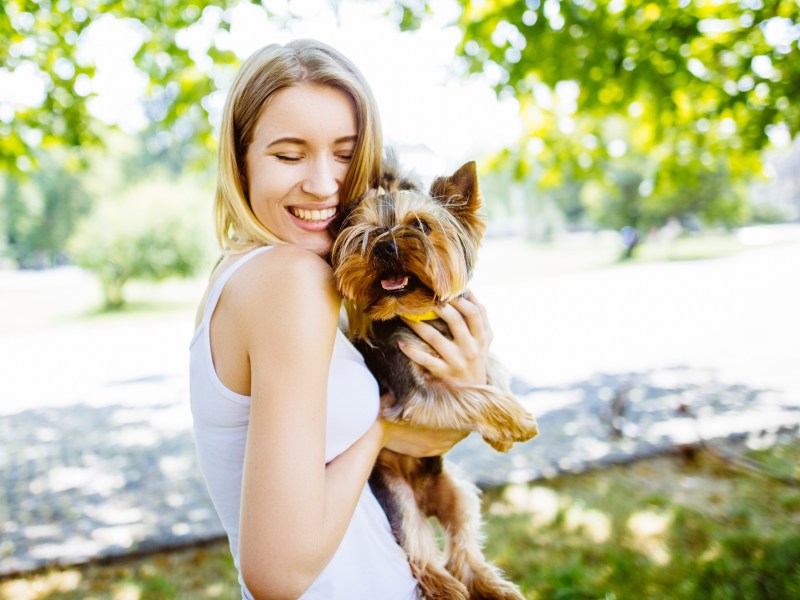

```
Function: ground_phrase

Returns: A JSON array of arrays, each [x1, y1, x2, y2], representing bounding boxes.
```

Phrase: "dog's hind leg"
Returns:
[[422, 468, 525, 600], [371, 457, 469, 600]]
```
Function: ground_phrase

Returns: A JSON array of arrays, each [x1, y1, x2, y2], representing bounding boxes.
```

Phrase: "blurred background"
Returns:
[[2, 0, 800, 597]]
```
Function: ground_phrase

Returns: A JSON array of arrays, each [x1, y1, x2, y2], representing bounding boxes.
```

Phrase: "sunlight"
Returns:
[[626, 509, 672, 566], [563, 501, 612, 544], [111, 582, 141, 600], [498, 485, 560, 526], [0, 569, 82, 599], [204, 582, 229, 597]]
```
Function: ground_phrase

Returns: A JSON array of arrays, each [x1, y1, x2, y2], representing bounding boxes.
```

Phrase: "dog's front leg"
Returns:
[[392, 384, 537, 453]]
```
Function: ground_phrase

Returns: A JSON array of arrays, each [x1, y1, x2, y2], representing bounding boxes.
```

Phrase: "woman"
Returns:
[[190, 39, 494, 599]]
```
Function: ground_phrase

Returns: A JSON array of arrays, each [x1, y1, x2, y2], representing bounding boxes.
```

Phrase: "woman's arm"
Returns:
[[232, 246, 384, 600]]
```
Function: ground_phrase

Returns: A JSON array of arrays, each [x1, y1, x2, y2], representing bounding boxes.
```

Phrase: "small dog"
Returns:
[[331, 159, 539, 600]]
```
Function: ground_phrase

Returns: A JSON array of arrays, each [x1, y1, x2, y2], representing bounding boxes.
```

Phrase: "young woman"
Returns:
[[190, 39, 494, 599]]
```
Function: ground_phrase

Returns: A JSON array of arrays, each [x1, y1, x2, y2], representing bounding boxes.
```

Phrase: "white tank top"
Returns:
[[189, 246, 419, 600]]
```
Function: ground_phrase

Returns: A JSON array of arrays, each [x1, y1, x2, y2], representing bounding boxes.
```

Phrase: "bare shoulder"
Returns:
[[225, 245, 339, 327]]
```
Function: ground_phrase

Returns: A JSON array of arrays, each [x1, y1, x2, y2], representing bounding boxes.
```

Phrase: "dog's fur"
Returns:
[[330, 159, 538, 599]]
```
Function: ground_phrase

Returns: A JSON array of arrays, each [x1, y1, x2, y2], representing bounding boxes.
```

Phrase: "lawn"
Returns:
[[2, 438, 798, 600]]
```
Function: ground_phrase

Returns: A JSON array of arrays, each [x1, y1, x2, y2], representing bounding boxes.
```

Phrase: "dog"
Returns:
[[330, 158, 539, 600]]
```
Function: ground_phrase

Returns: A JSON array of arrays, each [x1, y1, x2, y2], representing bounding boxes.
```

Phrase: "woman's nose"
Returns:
[[301, 158, 340, 199]]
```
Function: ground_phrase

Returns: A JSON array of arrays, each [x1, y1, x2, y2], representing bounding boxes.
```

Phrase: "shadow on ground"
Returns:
[[1, 365, 798, 575], [450, 365, 800, 486], [0, 378, 221, 576]]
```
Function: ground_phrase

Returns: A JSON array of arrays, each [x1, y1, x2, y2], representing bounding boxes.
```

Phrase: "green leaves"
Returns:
[[406, 0, 800, 227], [67, 176, 212, 308], [1, 0, 248, 178]]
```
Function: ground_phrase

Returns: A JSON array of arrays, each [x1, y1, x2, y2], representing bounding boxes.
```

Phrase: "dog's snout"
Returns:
[[374, 239, 399, 260]]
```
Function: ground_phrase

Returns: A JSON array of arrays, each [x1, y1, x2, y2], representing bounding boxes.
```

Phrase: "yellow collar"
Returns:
[[399, 310, 439, 322]]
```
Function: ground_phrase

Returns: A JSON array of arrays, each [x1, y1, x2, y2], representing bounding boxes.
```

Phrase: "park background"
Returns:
[[1, 0, 800, 598]]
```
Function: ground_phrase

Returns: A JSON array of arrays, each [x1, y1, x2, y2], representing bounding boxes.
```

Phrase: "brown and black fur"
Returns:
[[330, 158, 538, 599]]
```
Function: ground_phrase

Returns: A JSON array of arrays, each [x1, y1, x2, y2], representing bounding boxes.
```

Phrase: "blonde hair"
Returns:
[[214, 39, 383, 253]]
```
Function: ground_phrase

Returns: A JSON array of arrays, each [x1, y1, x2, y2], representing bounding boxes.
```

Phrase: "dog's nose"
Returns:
[[374, 239, 399, 260]]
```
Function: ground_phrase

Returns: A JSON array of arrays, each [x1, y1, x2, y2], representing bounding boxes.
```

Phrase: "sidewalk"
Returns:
[[2, 236, 799, 576]]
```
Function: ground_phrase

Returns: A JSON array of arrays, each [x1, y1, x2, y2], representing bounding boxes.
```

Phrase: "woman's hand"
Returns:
[[378, 418, 468, 457], [398, 290, 493, 386]]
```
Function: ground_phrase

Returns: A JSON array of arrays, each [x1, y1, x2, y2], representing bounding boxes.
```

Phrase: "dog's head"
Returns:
[[331, 161, 486, 323]]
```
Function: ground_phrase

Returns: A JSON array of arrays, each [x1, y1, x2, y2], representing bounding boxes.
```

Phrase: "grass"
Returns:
[[3, 439, 799, 600], [483, 439, 800, 599]]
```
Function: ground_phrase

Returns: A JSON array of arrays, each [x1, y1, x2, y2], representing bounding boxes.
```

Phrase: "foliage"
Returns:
[[396, 0, 800, 228], [0, 0, 249, 177], [67, 177, 211, 309], [0, 154, 92, 268]]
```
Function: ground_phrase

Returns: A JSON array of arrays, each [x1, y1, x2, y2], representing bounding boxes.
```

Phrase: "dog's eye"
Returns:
[[413, 218, 430, 234]]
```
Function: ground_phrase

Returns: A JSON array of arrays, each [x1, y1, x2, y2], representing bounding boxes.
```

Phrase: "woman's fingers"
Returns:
[[447, 295, 487, 346], [398, 291, 493, 385], [400, 317, 457, 362], [397, 337, 449, 374]]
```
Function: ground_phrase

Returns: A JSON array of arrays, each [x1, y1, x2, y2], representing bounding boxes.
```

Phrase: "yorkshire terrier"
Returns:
[[330, 159, 539, 600]]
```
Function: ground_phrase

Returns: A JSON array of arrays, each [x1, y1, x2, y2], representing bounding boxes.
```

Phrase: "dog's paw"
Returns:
[[415, 567, 469, 600], [484, 436, 514, 453], [467, 566, 526, 600], [472, 584, 526, 600], [514, 413, 539, 442]]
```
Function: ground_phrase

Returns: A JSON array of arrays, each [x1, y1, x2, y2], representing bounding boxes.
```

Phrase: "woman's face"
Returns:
[[245, 83, 358, 256]]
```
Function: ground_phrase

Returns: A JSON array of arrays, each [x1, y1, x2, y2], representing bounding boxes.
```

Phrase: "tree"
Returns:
[[0, 154, 92, 267], [1, 0, 250, 266], [1, 0, 247, 177], [67, 177, 212, 308], [395, 0, 800, 227]]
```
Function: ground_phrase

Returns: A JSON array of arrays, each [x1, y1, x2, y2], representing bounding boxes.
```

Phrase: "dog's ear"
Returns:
[[429, 161, 486, 240], [429, 161, 481, 213]]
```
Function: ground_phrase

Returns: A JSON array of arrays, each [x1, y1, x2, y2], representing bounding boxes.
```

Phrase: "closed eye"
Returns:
[[413, 217, 430, 234]]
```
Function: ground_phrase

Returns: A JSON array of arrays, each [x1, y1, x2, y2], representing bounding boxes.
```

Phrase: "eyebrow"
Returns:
[[266, 135, 358, 149]]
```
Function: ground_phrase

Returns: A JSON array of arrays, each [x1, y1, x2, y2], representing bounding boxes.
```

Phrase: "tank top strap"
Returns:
[[200, 245, 273, 329]]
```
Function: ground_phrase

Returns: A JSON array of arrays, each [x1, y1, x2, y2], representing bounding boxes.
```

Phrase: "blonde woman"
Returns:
[[190, 39, 494, 599]]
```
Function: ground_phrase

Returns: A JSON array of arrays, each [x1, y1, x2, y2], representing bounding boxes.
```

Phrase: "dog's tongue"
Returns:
[[381, 275, 409, 291]]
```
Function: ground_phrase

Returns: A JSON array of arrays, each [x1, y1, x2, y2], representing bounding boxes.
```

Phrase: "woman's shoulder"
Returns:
[[226, 244, 338, 315], [234, 244, 332, 285]]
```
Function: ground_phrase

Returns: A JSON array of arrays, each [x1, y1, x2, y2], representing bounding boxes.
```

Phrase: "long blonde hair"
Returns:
[[214, 39, 383, 253]]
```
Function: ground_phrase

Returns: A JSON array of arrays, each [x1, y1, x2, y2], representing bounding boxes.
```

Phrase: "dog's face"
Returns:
[[331, 161, 486, 321]]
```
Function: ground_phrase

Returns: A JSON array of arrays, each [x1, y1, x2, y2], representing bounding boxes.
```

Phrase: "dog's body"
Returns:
[[331, 159, 538, 600]]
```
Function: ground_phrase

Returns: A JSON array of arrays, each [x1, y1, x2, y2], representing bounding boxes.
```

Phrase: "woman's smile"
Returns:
[[287, 205, 339, 231]]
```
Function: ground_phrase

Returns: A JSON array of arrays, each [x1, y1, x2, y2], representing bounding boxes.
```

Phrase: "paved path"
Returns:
[[1, 234, 799, 575]]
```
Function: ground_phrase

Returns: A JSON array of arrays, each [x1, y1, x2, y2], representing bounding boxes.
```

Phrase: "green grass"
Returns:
[[3, 440, 799, 599], [482, 441, 800, 599]]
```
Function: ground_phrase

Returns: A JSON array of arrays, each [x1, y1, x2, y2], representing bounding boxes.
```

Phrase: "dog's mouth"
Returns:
[[380, 274, 409, 292], [378, 273, 415, 296]]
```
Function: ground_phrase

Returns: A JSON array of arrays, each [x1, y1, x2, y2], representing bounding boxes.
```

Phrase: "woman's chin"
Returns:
[[298, 232, 334, 257]]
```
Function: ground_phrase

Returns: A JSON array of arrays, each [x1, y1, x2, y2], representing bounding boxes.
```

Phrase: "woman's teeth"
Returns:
[[290, 207, 337, 222]]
